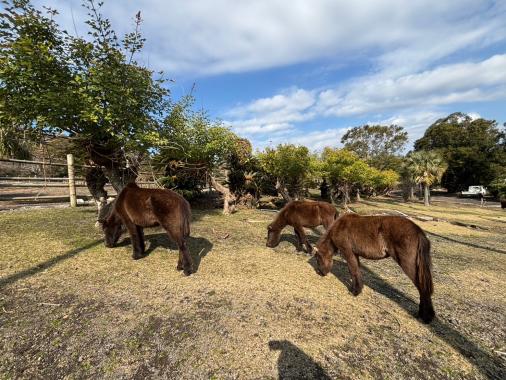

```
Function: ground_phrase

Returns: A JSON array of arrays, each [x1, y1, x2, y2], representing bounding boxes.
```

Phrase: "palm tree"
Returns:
[[406, 151, 447, 206]]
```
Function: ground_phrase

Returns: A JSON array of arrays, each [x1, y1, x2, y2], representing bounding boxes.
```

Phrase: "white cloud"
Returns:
[[25, 0, 505, 151], [226, 54, 506, 146], [255, 127, 349, 152], [316, 54, 506, 117], [226, 88, 316, 136], [33, 0, 506, 76]]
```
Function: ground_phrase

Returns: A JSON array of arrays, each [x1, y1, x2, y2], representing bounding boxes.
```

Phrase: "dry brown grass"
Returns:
[[0, 199, 505, 379]]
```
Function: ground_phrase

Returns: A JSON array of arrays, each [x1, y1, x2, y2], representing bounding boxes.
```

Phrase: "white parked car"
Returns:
[[459, 186, 488, 197]]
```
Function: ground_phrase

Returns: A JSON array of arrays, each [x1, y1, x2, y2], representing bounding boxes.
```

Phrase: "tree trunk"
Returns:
[[356, 188, 361, 202], [276, 178, 292, 202], [210, 175, 236, 215], [320, 178, 329, 199], [424, 184, 430, 206], [330, 187, 338, 205], [409, 185, 415, 201], [86, 143, 138, 194], [102, 166, 137, 194], [85, 167, 108, 224], [341, 183, 350, 207]]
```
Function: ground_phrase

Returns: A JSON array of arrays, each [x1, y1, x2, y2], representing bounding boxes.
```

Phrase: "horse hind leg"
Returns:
[[419, 292, 435, 324], [293, 227, 304, 252], [179, 239, 194, 276], [395, 250, 434, 323], [294, 225, 312, 254], [136, 225, 145, 254], [164, 224, 194, 276]]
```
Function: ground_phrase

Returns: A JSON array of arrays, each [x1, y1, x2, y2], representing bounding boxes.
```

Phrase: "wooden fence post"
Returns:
[[67, 154, 77, 207]]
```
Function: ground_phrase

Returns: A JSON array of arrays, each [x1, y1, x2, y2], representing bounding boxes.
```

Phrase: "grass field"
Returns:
[[1, 199, 505, 379]]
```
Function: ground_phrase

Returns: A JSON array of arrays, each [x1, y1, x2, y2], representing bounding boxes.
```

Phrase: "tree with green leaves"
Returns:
[[405, 151, 447, 206], [155, 95, 245, 214], [320, 148, 358, 205], [258, 144, 313, 202], [0, 0, 169, 203], [341, 124, 408, 170], [414, 112, 505, 192], [368, 168, 399, 197], [320, 148, 399, 206], [0, 124, 32, 159]]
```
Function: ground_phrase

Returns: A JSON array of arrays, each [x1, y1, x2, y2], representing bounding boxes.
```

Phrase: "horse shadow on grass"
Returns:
[[116, 232, 213, 272], [269, 340, 331, 379], [307, 258, 505, 379], [278, 232, 321, 252]]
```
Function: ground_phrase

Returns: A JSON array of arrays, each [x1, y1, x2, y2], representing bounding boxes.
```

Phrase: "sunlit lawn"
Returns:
[[0, 200, 505, 379]]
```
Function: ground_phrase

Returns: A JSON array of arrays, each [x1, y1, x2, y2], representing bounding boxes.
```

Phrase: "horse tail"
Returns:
[[416, 233, 433, 296], [181, 200, 191, 238], [416, 232, 435, 322]]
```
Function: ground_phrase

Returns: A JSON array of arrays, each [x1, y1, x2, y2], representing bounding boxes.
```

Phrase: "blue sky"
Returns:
[[31, 0, 506, 151]]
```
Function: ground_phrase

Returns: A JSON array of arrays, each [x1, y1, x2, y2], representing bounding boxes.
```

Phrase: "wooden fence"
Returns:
[[0, 156, 159, 208]]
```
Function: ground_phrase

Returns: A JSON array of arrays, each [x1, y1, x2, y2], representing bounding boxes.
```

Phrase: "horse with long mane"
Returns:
[[101, 183, 194, 275], [314, 213, 435, 323], [266, 200, 338, 253]]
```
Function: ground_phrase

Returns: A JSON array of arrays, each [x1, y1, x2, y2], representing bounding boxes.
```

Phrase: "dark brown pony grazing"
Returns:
[[266, 200, 337, 253], [101, 183, 194, 275], [314, 213, 435, 323]]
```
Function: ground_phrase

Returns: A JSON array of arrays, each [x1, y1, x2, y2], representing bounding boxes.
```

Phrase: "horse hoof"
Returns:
[[351, 287, 362, 296], [176, 265, 184, 271], [183, 267, 194, 276], [132, 254, 143, 260], [418, 310, 435, 324]]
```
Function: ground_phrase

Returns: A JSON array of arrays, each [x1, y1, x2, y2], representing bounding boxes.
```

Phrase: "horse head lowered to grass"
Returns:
[[100, 182, 194, 275]]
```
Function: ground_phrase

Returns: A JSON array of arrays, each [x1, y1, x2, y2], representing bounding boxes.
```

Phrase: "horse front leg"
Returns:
[[293, 227, 304, 252], [176, 251, 184, 271], [124, 221, 144, 260], [295, 225, 312, 254], [342, 249, 363, 296]]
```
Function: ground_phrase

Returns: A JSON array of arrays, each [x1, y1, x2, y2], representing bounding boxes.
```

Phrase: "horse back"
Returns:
[[282, 200, 323, 227], [329, 214, 423, 260], [116, 186, 191, 232]]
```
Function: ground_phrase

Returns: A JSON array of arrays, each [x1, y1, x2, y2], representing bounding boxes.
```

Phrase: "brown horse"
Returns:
[[266, 200, 338, 253], [101, 183, 194, 275], [314, 213, 435, 323]]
